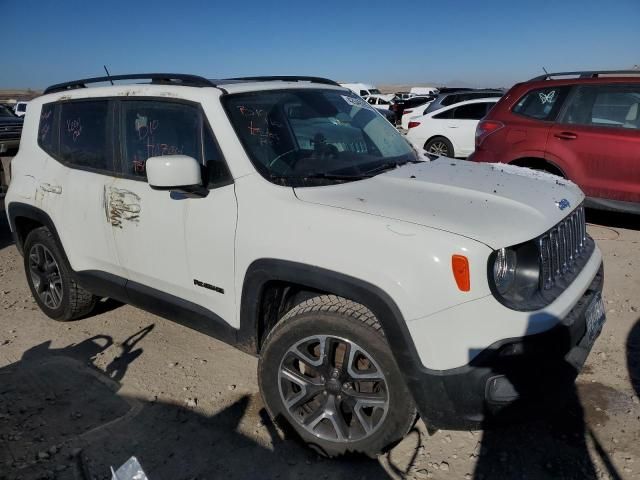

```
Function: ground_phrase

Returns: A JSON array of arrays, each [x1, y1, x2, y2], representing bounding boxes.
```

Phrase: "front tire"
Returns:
[[425, 137, 454, 158], [258, 295, 417, 457], [23, 227, 96, 321]]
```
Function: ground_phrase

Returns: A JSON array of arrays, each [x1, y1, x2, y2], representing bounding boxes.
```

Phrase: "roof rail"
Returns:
[[44, 73, 216, 94], [223, 76, 341, 86], [530, 70, 640, 81]]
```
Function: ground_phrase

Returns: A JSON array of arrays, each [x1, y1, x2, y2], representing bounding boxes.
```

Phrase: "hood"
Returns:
[[294, 159, 584, 248], [0, 116, 22, 124]]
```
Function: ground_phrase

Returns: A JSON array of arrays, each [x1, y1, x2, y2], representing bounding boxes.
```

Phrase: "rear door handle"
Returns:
[[554, 132, 577, 140], [40, 183, 62, 194]]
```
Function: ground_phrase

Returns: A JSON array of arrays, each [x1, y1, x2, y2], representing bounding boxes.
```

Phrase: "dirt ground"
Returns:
[[0, 199, 639, 480]]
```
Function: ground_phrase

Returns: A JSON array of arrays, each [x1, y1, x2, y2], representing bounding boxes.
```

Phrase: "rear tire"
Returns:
[[258, 295, 417, 458], [23, 227, 96, 321], [425, 137, 454, 158]]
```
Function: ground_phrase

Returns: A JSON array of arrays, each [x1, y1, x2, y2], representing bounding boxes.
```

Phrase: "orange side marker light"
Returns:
[[451, 255, 470, 292]]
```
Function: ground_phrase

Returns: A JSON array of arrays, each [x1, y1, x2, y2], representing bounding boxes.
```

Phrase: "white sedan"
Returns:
[[405, 97, 499, 158]]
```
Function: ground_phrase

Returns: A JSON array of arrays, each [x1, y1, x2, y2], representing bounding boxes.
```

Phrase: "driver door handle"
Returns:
[[554, 132, 578, 140]]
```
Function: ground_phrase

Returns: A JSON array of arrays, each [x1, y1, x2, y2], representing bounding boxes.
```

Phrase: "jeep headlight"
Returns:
[[493, 248, 517, 295], [489, 242, 541, 309]]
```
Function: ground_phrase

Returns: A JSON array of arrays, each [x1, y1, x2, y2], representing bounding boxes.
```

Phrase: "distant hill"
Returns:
[[0, 89, 42, 103]]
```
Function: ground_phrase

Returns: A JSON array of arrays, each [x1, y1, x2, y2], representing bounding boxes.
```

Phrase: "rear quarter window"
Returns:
[[38, 103, 56, 156], [512, 86, 570, 120]]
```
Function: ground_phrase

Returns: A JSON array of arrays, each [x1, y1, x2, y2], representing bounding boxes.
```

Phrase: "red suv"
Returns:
[[471, 70, 640, 214]]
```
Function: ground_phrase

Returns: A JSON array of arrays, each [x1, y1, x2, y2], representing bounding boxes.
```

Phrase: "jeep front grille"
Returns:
[[538, 204, 587, 290]]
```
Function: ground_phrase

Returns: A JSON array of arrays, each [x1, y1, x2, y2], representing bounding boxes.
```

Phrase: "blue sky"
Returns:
[[1, 0, 639, 89]]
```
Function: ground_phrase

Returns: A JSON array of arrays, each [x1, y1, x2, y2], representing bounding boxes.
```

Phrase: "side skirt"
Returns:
[[74, 270, 240, 350]]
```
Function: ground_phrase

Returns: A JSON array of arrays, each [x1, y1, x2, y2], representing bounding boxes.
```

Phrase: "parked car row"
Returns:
[[406, 97, 500, 157], [471, 70, 640, 214], [339, 82, 504, 129]]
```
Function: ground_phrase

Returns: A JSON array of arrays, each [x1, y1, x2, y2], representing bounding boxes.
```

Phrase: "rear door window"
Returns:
[[512, 86, 570, 120], [433, 108, 454, 119], [441, 95, 458, 106], [60, 101, 111, 171], [452, 103, 490, 120], [561, 84, 640, 129]]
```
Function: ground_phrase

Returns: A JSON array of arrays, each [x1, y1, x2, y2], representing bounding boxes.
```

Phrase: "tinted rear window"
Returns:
[[60, 101, 111, 170], [561, 84, 640, 129], [512, 86, 570, 120]]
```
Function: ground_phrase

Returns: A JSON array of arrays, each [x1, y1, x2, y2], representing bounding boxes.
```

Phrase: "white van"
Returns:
[[339, 83, 382, 98], [410, 86, 439, 97]]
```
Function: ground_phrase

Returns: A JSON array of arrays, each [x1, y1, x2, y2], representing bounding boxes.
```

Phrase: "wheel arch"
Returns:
[[424, 135, 455, 156], [239, 259, 419, 364], [7, 202, 66, 258]]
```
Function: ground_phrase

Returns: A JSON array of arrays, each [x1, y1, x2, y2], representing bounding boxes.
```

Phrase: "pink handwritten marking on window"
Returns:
[[248, 121, 262, 136], [39, 123, 50, 141], [137, 119, 159, 141], [239, 106, 255, 116], [66, 119, 82, 142]]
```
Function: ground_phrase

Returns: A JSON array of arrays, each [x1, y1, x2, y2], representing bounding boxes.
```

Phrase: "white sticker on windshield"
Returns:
[[341, 95, 371, 109]]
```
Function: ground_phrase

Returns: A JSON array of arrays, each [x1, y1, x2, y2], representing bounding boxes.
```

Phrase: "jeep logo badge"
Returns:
[[556, 199, 571, 210]]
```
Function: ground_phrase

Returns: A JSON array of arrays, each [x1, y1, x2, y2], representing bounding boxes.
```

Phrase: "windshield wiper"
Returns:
[[269, 172, 372, 183], [363, 159, 421, 176]]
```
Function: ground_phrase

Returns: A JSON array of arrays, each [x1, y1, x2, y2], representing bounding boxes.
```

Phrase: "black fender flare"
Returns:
[[7, 202, 66, 258], [238, 259, 455, 425]]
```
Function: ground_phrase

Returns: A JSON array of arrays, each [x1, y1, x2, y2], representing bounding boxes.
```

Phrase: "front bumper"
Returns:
[[409, 263, 604, 429], [0, 138, 20, 154]]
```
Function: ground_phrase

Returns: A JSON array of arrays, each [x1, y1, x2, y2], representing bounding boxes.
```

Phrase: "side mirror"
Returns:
[[146, 155, 206, 195]]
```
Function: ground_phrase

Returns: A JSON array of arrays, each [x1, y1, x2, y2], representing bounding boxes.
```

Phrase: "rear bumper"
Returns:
[[408, 263, 604, 429]]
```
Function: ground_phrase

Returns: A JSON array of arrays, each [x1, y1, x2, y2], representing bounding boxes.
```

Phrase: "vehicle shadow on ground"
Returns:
[[0, 334, 395, 480], [586, 208, 640, 231], [627, 317, 640, 401], [472, 319, 622, 480]]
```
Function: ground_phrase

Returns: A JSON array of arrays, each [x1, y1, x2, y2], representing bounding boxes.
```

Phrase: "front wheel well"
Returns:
[[257, 281, 328, 351], [509, 158, 566, 178]]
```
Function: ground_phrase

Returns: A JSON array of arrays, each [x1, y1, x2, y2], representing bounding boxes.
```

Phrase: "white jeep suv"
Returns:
[[5, 74, 606, 457]]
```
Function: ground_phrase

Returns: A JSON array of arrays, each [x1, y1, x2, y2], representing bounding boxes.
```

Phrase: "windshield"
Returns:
[[0, 105, 16, 117], [368, 89, 382, 95], [16, 103, 26, 112], [224, 89, 417, 186]]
